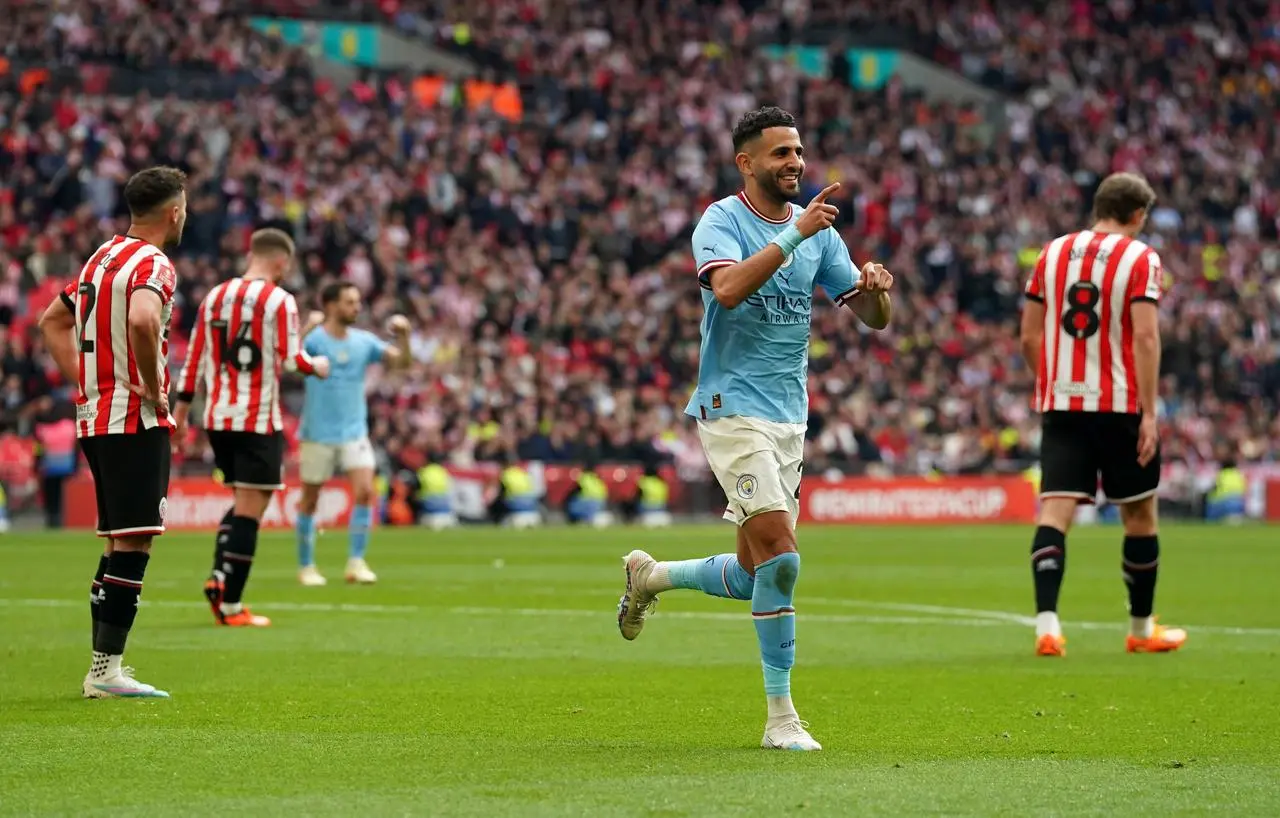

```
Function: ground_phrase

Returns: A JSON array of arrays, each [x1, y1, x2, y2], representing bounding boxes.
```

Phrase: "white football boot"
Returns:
[[83, 666, 170, 699], [762, 717, 822, 751], [344, 558, 378, 585], [617, 549, 658, 641], [298, 565, 328, 587]]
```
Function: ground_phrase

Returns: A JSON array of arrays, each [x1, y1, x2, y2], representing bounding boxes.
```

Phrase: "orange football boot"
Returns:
[[220, 608, 272, 627], [1035, 633, 1067, 657], [1126, 619, 1186, 653]]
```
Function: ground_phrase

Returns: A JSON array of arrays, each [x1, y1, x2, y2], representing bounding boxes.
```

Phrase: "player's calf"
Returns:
[[1118, 499, 1185, 652], [750, 547, 819, 750], [89, 552, 108, 648], [1029, 522, 1068, 653], [345, 467, 378, 582], [85, 541, 168, 698], [208, 491, 272, 627]]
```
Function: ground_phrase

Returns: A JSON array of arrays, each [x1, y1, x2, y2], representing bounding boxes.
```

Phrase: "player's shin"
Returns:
[[90, 553, 108, 648], [93, 550, 149, 675], [649, 554, 753, 600], [1031, 526, 1067, 637], [348, 504, 372, 561], [297, 511, 317, 567], [1123, 535, 1159, 637], [212, 508, 233, 575], [751, 552, 799, 722], [219, 516, 260, 613]]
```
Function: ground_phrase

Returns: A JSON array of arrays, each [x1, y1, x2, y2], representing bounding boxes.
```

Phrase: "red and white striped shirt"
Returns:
[[176, 276, 316, 434], [61, 235, 177, 438], [1024, 230, 1163, 414]]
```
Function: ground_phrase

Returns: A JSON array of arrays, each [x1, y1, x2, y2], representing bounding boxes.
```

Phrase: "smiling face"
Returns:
[[737, 126, 805, 203]]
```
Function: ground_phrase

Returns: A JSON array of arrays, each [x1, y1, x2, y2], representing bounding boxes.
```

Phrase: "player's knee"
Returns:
[[766, 550, 801, 596], [234, 488, 272, 521], [1036, 497, 1077, 533], [1119, 497, 1158, 536], [352, 483, 375, 506], [112, 535, 152, 553], [743, 509, 797, 565]]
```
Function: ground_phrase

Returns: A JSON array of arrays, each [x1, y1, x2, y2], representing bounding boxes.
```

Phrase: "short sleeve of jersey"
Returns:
[[303, 331, 324, 357], [692, 205, 744, 289], [814, 227, 858, 306], [130, 254, 176, 304], [1025, 249, 1047, 302], [60, 279, 76, 312], [363, 330, 389, 366], [1127, 250, 1163, 303]]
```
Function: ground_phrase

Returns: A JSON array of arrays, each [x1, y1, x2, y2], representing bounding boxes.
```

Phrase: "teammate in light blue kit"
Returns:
[[296, 281, 411, 586], [616, 107, 895, 751]]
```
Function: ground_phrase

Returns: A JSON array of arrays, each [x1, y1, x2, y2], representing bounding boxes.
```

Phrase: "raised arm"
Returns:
[[814, 226, 893, 330], [699, 184, 842, 310], [380, 315, 413, 369], [278, 293, 328, 378]]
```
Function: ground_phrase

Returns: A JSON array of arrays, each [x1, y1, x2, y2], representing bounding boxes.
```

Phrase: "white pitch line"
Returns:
[[820, 598, 1280, 637], [2, 597, 1278, 637], [810, 597, 1034, 625], [449, 605, 1002, 628], [0, 597, 991, 628], [0, 598, 419, 614]]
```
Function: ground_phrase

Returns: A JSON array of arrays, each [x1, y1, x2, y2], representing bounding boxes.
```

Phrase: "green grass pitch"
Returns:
[[2, 523, 1279, 817]]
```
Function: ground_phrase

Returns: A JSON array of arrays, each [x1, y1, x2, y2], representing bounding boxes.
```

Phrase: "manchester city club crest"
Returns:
[[736, 474, 757, 499], [337, 349, 350, 364]]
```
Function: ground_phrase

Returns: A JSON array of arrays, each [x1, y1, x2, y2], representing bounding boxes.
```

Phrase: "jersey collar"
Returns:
[[736, 191, 794, 224]]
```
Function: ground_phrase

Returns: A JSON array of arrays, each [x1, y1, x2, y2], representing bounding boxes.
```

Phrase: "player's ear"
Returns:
[[734, 151, 752, 176]]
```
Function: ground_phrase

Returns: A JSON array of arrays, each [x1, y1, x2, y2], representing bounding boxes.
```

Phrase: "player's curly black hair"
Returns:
[[731, 106, 798, 151]]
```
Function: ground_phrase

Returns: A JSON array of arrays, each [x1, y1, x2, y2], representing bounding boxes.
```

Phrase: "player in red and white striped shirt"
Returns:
[[1019, 172, 1186, 658], [38, 166, 189, 699], [172, 228, 330, 628]]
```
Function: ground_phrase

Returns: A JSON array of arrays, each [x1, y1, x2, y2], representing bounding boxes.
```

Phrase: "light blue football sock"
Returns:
[[297, 512, 316, 567], [665, 554, 754, 600], [348, 505, 372, 560], [752, 552, 800, 697]]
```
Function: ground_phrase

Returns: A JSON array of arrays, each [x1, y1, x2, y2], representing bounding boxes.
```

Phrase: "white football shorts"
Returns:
[[299, 437, 376, 485], [697, 415, 806, 527]]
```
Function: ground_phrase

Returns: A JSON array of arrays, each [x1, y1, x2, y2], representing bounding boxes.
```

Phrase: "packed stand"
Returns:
[[0, 0, 1275, 507], [3, 0, 313, 81]]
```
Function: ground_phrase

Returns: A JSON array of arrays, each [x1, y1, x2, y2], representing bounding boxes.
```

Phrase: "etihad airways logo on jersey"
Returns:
[[743, 293, 812, 325]]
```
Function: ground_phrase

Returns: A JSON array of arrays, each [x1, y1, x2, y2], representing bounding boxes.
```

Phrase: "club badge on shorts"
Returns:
[[158, 497, 168, 524], [736, 474, 757, 499]]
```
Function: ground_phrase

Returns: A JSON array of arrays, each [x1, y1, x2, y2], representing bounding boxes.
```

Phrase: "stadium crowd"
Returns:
[[0, 0, 1277, 505]]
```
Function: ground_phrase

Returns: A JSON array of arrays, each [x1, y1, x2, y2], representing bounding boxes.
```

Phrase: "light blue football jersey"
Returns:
[[300, 327, 388, 444], [685, 192, 858, 424]]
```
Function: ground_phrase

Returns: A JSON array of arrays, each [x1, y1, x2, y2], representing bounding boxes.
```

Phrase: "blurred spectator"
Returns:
[[32, 397, 76, 528], [0, 0, 1273, 511]]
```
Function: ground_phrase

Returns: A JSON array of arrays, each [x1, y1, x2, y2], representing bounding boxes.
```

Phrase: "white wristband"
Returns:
[[770, 225, 804, 258]]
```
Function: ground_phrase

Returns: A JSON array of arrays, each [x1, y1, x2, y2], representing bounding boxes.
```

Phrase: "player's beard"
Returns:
[[167, 218, 186, 247], [758, 170, 802, 203]]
